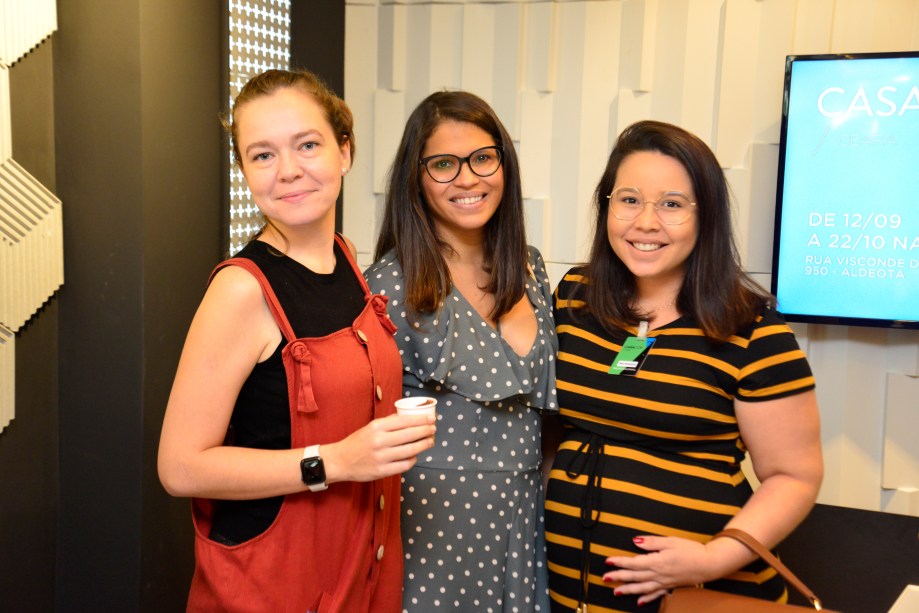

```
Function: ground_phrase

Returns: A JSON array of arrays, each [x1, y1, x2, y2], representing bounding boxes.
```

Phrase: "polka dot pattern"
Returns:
[[365, 247, 558, 612]]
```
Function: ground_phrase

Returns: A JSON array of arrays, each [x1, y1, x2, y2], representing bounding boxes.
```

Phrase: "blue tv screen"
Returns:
[[772, 51, 919, 329]]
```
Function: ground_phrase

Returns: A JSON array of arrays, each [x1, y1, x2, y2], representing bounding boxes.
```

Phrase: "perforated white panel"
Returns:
[[227, 0, 291, 255]]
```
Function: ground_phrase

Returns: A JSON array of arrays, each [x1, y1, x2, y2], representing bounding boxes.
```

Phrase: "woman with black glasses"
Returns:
[[366, 90, 558, 612]]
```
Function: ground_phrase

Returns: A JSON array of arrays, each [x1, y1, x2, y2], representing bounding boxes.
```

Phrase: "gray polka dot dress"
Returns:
[[365, 246, 558, 613]]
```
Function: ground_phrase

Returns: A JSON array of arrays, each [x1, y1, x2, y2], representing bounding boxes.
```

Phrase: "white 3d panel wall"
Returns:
[[0, 0, 64, 434]]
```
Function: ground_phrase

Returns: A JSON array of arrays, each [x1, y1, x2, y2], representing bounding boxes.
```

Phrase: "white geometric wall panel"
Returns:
[[344, 0, 919, 515], [0, 158, 63, 330], [0, 0, 57, 68], [0, 324, 12, 434], [0, 0, 62, 434], [0, 64, 9, 162]]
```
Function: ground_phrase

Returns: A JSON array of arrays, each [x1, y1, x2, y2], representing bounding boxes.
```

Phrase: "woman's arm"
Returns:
[[726, 389, 824, 545], [602, 390, 823, 604], [157, 266, 435, 500]]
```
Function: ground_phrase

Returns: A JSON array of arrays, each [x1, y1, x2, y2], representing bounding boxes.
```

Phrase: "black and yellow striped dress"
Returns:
[[545, 270, 816, 613]]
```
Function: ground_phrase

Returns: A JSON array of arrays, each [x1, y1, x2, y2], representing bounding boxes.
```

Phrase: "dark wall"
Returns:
[[137, 2, 227, 606], [54, 1, 145, 605], [291, 0, 345, 96], [52, 0, 223, 610], [781, 503, 919, 612], [290, 0, 346, 231], [0, 39, 60, 613], [1, 1, 344, 610]]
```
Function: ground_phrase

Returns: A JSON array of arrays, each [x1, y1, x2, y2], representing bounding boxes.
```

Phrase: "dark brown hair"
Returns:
[[374, 91, 528, 320], [577, 120, 772, 341]]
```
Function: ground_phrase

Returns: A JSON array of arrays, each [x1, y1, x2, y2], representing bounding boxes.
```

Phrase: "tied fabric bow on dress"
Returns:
[[367, 294, 398, 334], [283, 294, 397, 414], [284, 339, 320, 414]]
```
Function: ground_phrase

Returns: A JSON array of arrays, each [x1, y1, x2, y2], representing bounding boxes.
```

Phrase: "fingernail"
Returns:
[[633, 537, 644, 544], [604, 559, 616, 566], [602, 576, 613, 583], [614, 589, 622, 596]]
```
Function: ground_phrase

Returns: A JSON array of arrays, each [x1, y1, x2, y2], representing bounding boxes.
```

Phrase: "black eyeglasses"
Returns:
[[420, 146, 504, 183]]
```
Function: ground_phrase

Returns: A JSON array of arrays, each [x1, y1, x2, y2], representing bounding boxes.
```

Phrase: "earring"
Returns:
[[341, 167, 348, 175]]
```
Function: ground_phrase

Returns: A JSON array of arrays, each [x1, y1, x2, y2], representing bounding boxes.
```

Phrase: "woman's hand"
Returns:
[[603, 389, 824, 606], [602, 534, 747, 606], [603, 536, 707, 606], [322, 413, 436, 484]]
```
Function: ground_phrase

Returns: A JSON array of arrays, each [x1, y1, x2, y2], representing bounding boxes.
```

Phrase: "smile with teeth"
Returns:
[[631, 241, 664, 252], [452, 195, 485, 205]]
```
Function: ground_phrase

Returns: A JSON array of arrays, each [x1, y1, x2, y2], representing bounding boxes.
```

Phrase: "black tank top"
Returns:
[[210, 238, 365, 544]]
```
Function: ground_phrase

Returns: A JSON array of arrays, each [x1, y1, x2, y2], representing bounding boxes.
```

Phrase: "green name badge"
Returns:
[[608, 336, 656, 375]]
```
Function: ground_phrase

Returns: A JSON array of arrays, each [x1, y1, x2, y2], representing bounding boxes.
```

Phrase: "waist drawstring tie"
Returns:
[[564, 433, 604, 613]]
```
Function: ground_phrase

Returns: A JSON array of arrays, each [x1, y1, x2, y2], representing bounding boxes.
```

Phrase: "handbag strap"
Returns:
[[715, 528, 824, 610]]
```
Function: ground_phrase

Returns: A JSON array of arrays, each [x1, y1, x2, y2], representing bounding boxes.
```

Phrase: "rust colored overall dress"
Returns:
[[187, 235, 404, 613]]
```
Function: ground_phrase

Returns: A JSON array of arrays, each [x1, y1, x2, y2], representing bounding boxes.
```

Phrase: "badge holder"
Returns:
[[608, 321, 655, 376]]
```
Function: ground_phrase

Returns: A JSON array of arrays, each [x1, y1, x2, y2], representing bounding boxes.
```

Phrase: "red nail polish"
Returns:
[[603, 576, 612, 583], [614, 589, 622, 596], [633, 536, 644, 544]]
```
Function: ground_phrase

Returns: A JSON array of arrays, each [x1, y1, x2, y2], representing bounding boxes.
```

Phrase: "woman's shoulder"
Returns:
[[209, 258, 269, 303], [337, 233, 358, 260], [730, 306, 802, 350], [742, 306, 793, 333], [364, 250, 404, 293], [198, 263, 275, 340], [526, 244, 544, 263], [554, 264, 588, 298], [365, 249, 401, 272], [525, 244, 551, 282]]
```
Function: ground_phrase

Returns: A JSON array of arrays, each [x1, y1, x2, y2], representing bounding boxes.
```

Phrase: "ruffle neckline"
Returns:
[[366, 248, 557, 412]]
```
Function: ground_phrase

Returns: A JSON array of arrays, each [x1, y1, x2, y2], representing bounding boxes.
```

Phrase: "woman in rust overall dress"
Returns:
[[158, 69, 436, 613]]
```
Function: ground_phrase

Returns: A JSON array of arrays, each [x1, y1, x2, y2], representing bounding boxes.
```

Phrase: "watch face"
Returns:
[[300, 457, 326, 485]]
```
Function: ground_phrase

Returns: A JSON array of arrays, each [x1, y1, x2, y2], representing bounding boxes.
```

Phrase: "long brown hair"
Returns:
[[577, 120, 772, 341], [374, 91, 528, 320]]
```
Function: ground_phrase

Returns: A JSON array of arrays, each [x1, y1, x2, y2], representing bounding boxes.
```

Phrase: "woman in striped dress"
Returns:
[[545, 120, 823, 612]]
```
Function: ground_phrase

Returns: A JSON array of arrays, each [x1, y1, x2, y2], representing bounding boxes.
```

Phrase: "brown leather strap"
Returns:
[[715, 528, 824, 610]]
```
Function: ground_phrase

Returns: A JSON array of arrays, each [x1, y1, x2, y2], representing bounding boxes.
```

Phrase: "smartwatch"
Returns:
[[300, 445, 328, 492]]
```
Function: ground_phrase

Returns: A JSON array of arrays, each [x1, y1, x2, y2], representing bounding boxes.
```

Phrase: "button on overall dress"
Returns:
[[187, 235, 404, 613]]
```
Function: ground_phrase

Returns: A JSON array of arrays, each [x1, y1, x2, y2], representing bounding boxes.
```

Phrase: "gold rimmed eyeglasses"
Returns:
[[607, 187, 696, 225]]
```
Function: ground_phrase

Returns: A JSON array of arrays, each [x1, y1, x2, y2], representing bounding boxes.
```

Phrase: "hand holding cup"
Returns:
[[395, 396, 437, 446]]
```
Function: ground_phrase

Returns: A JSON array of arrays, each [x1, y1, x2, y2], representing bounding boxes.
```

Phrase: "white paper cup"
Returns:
[[395, 396, 437, 418]]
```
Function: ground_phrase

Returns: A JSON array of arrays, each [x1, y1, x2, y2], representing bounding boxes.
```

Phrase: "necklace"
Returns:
[[635, 296, 677, 316]]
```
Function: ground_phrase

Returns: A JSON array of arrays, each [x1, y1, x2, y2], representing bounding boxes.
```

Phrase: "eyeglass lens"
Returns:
[[609, 187, 695, 225], [422, 146, 502, 183]]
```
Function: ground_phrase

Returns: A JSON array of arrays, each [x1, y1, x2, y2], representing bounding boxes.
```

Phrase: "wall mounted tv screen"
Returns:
[[772, 51, 919, 330]]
